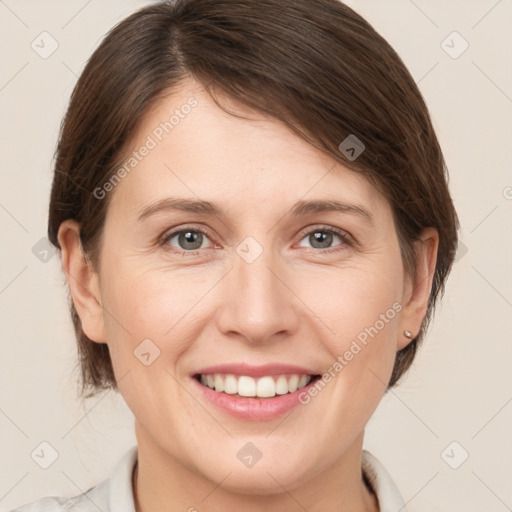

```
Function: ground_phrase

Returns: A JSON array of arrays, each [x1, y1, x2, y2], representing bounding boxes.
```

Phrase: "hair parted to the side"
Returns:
[[47, 0, 459, 398]]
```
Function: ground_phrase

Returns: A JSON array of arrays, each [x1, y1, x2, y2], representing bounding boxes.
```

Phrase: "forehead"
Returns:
[[107, 78, 390, 223]]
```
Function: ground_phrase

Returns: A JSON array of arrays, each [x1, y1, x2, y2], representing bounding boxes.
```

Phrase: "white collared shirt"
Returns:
[[9, 446, 408, 511]]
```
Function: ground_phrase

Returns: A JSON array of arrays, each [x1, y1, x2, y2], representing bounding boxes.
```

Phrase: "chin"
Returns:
[[193, 448, 316, 496]]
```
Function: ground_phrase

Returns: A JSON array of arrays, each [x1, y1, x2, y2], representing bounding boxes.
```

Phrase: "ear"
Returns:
[[397, 227, 439, 351], [57, 219, 107, 344]]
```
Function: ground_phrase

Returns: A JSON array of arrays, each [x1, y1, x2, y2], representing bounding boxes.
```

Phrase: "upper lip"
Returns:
[[194, 363, 319, 378]]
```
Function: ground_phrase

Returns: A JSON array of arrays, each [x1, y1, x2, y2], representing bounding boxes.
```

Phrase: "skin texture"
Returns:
[[58, 77, 438, 512]]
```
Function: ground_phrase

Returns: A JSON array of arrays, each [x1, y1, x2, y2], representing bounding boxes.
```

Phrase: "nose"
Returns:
[[215, 243, 300, 345]]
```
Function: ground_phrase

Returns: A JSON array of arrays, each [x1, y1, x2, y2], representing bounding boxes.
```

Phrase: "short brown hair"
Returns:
[[48, 0, 459, 398]]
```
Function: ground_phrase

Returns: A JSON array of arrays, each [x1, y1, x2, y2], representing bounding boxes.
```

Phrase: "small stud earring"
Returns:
[[404, 330, 413, 339]]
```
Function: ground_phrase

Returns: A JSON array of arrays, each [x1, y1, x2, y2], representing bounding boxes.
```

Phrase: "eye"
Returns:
[[160, 224, 352, 257], [296, 225, 351, 252], [162, 227, 214, 255]]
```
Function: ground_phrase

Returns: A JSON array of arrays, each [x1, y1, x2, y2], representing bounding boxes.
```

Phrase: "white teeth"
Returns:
[[256, 376, 276, 398], [198, 373, 313, 397], [288, 375, 299, 393], [224, 374, 238, 394], [238, 376, 256, 397], [214, 374, 224, 392], [275, 375, 288, 395], [298, 375, 309, 388]]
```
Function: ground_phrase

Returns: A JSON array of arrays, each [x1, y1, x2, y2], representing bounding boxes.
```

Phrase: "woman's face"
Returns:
[[65, 78, 434, 494]]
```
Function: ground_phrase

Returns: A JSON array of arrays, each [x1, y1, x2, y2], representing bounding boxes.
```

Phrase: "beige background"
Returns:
[[1, 1, 511, 510]]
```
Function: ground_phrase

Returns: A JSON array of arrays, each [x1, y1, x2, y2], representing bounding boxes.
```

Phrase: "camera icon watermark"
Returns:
[[338, 134, 365, 161], [236, 236, 263, 264], [31, 441, 59, 469], [31, 31, 59, 59], [454, 239, 468, 263], [32, 236, 56, 263], [441, 441, 469, 469], [236, 442, 262, 468], [134, 338, 161, 366], [441, 31, 469, 60]]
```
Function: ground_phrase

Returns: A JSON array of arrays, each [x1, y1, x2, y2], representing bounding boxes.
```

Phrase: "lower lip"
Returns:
[[191, 376, 319, 421]]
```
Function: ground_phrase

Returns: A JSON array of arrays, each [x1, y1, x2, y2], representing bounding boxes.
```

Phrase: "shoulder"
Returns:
[[7, 484, 103, 511], [7, 478, 109, 512], [8, 446, 137, 512], [8, 496, 68, 512]]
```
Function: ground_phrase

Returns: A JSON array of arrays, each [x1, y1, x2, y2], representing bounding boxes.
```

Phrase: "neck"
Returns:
[[132, 424, 379, 512]]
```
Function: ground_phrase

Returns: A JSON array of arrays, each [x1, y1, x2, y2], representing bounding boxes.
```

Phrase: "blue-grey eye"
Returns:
[[298, 229, 344, 250], [166, 230, 208, 251]]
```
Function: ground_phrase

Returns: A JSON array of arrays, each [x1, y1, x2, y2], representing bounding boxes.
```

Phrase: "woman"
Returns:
[[12, 0, 458, 510]]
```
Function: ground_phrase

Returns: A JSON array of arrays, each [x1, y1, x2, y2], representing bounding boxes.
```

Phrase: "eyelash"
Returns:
[[159, 224, 353, 257]]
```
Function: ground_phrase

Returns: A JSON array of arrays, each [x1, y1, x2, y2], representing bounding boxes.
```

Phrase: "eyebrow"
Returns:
[[137, 197, 373, 225]]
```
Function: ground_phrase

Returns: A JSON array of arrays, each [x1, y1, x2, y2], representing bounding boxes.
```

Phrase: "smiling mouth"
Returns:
[[194, 373, 322, 398]]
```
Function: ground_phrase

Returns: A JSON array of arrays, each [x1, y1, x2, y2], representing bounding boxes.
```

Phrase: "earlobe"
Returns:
[[57, 220, 107, 344], [397, 227, 439, 351]]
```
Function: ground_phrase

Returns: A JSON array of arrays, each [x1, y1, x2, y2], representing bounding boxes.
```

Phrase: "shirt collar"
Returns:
[[362, 449, 408, 511], [108, 444, 138, 512]]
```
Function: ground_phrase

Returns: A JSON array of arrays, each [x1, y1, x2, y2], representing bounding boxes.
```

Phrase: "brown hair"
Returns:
[[47, 0, 459, 398]]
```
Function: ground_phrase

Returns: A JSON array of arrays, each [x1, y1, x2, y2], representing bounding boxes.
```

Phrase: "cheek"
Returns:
[[99, 267, 205, 422], [100, 264, 216, 362], [296, 256, 404, 346], [292, 254, 404, 415]]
